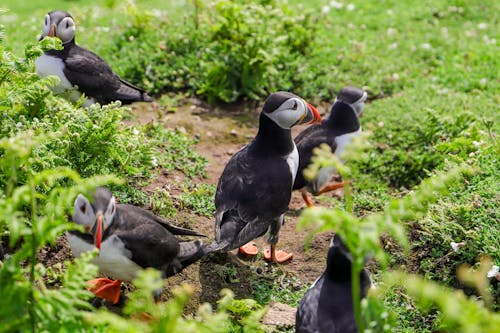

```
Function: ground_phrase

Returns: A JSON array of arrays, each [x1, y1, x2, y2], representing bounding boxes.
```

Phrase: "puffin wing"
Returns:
[[294, 125, 335, 190], [115, 222, 180, 270], [63, 46, 151, 104], [119, 205, 206, 237], [296, 276, 324, 333], [214, 146, 292, 240]]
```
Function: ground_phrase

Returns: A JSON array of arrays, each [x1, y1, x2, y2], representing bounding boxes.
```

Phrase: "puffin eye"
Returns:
[[292, 101, 298, 110], [44, 15, 49, 26], [66, 20, 70, 29]]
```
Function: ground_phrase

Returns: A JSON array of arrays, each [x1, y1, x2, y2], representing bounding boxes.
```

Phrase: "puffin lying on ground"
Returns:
[[36, 10, 153, 107], [293, 87, 367, 207], [295, 235, 372, 333], [208, 92, 321, 263], [68, 187, 206, 304]]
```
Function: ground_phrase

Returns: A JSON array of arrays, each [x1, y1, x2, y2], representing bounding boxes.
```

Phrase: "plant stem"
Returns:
[[28, 169, 37, 333], [351, 261, 364, 332]]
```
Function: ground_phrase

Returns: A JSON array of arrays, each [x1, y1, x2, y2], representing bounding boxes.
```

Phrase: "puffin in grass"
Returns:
[[293, 87, 367, 207], [36, 10, 153, 107], [295, 235, 372, 333], [207, 92, 322, 263], [68, 187, 206, 304]]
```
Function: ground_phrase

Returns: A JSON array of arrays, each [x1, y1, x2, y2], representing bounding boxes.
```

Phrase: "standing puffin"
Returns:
[[295, 235, 372, 333], [293, 87, 367, 207], [68, 187, 206, 304], [209, 92, 322, 263], [36, 11, 153, 107]]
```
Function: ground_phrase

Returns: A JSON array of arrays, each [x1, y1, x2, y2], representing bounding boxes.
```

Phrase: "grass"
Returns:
[[0, 0, 499, 331]]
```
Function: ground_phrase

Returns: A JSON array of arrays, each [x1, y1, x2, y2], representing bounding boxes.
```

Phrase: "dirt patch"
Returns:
[[133, 97, 340, 296]]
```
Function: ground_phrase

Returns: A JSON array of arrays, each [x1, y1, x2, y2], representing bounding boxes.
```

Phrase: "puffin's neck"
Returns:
[[325, 101, 360, 134], [45, 39, 75, 57], [253, 113, 294, 156], [326, 246, 353, 282]]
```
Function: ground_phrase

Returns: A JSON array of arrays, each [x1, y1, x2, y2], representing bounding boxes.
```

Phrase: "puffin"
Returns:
[[208, 92, 322, 263], [295, 235, 372, 333], [293, 86, 367, 207], [36, 10, 153, 107], [68, 187, 206, 304]]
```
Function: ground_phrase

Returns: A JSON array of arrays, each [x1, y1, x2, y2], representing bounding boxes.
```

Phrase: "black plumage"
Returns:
[[37, 11, 152, 105], [295, 235, 371, 333], [209, 92, 320, 261], [69, 188, 206, 280]]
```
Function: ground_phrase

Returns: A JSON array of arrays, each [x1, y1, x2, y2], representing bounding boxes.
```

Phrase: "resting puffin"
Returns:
[[36, 10, 153, 107], [208, 92, 321, 263], [295, 235, 372, 333], [68, 187, 206, 304], [293, 87, 367, 207]]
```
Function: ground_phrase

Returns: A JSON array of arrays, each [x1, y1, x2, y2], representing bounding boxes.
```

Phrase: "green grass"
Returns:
[[0, 0, 499, 331]]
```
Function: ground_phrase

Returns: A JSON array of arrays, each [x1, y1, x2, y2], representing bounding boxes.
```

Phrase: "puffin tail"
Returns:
[[116, 79, 153, 104], [164, 240, 209, 277]]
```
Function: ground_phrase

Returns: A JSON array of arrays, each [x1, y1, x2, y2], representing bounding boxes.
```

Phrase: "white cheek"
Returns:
[[264, 109, 301, 129]]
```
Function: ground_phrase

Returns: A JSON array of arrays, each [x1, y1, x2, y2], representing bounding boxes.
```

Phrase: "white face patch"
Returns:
[[104, 196, 117, 230], [264, 97, 309, 129], [56, 17, 76, 44], [72, 194, 95, 229]]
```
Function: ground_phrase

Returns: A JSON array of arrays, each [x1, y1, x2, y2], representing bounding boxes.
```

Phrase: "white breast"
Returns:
[[334, 127, 362, 159], [66, 232, 142, 281], [35, 54, 95, 106], [286, 144, 300, 184], [36, 54, 74, 93]]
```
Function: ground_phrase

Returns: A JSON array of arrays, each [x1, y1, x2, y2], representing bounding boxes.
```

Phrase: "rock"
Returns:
[[262, 302, 296, 328]]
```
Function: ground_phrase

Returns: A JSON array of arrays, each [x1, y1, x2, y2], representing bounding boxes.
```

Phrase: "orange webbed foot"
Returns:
[[239, 242, 259, 256], [87, 278, 122, 304]]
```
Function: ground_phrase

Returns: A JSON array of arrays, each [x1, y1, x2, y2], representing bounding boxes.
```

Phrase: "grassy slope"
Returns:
[[1, 0, 498, 331]]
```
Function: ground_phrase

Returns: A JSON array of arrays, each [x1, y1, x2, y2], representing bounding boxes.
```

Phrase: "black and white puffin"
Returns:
[[295, 235, 372, 333], [293, 87, 367, 207], [68, 187, 206, 304], [208, 92, 322, 263], [36, 11, 153, 107]]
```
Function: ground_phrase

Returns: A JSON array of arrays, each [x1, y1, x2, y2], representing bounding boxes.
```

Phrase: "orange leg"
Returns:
[[87, 278, 122, 304], [317, 181, 345, 195], [264, 244, 293, 263], [301, 191, 315, 207]]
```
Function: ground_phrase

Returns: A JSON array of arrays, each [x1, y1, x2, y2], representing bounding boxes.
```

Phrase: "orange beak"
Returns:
[[307, 102, 322, 124], [94, 214, 103, 250], [48, 24, 56, 37]]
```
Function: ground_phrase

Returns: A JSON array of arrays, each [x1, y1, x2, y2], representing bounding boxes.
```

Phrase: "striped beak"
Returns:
[[299, 102, 322, 125]]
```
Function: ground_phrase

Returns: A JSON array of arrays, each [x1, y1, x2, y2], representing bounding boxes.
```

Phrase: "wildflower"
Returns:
[[478, 23, 487, 30], [421, 43, 431, 50], [330, 1, 343, 9], [487, 265, 499, 279], [322, 5, 331, 14], [133, 128, 140, 136], [450, 241, 466, 253], [346, 4, 356, 11], [151, 156, 158, 167]]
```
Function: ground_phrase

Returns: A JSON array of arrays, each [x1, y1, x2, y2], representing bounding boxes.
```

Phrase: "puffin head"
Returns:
[[72, 187, 116, 250], [39, 10, 76, 44], [326, 235, 372, 293], [335, 87, 367, 117], [262, 91, 321, 129]]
